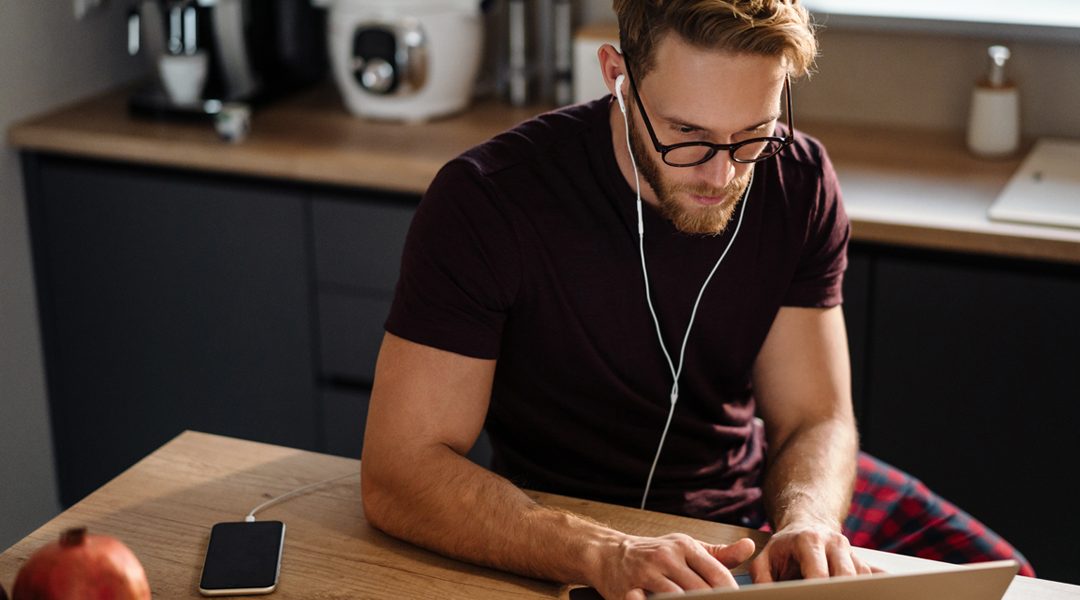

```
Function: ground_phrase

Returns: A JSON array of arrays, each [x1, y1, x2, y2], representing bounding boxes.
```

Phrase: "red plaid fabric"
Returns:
[[843, 452, 1034, 576]]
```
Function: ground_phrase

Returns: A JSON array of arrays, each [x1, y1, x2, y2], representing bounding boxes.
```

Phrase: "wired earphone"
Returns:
[[614, 74, 754, 510]]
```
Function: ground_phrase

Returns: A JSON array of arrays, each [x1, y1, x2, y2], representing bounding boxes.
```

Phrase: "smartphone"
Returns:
[[198, 521, 286, 596]]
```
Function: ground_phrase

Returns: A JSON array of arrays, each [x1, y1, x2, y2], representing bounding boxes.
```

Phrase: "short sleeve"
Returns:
[[384, 159, 521, 359], [781, 145, 850, 307]]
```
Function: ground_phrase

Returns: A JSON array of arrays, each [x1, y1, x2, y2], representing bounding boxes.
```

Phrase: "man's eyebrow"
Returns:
[[742, 115, 781, 132], [662, 113, 781, 133]]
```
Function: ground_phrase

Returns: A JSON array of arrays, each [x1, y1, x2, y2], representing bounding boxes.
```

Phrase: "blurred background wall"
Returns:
[[1, 2, 144, 549], [580, 0, 1080, 138]]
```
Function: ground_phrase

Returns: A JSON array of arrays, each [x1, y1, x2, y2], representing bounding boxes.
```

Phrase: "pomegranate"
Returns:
[[12, 527, 150, 600]]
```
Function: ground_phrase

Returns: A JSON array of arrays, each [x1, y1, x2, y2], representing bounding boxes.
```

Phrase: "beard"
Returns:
[[627, 112, 752, 236]]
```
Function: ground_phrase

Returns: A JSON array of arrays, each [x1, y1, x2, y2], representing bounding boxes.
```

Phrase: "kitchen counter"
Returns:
[[9, 83, 1080, 265], [7, 84, 541, 196]]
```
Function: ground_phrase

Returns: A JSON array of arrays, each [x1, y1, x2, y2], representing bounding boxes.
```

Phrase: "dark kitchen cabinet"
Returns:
[[321, 387, 371, 459], [854, 246, 1080, 583], [24, 156, 319, 506], [311, 193, 417, 387], [307, 192, 494, 466], [842, 251, 872, 425], [22, 154, 428, 508]]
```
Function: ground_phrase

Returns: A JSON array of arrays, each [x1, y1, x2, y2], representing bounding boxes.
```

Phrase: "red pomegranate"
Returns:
[[12, 527, 150, 600]]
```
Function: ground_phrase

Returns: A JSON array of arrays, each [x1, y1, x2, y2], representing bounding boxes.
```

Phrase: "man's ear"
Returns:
[[597, 44, 627, 98]]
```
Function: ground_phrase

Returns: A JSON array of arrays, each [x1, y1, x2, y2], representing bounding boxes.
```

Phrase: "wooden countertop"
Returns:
[[2, 431, 1076, 599], [9, 84, 1080, 265], [7, 85, 540, 196]]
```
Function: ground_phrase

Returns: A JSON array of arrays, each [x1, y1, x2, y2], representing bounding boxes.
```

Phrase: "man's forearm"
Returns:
[[361, 443, 621, 585], [761, 417, 857, 531]]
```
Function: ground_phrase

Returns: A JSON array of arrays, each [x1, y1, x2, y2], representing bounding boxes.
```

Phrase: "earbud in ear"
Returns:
[[614, 74, 627, 114]]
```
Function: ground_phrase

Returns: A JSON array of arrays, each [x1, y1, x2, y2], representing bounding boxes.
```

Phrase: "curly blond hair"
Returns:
[[613, 0, 818, 78]]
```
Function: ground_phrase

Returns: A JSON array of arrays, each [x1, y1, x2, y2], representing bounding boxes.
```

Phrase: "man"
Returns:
[[360, 2, 1030, 598]]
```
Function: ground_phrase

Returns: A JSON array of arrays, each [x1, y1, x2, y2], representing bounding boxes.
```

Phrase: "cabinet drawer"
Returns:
[[321, 387, 370, 458], [318, 293, 391, 383], [312, 195, 417, 292]]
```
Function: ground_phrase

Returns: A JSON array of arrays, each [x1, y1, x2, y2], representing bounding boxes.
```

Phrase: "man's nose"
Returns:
[[698, 151, 736, 190]]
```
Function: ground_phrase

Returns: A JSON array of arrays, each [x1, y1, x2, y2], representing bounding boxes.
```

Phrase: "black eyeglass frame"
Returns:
[[624, 62, 796, 167]]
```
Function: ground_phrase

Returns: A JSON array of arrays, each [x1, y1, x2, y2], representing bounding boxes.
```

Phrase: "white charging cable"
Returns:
[[245, 471, 358, 522], [617, 80, 753, 509]]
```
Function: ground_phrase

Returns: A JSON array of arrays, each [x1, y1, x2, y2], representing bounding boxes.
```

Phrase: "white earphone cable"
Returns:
[[245, 471, 358, 522], [617, 77, 753, 509]]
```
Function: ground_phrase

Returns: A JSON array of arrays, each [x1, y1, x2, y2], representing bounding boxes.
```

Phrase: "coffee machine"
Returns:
[[127, 0, 327, 118]]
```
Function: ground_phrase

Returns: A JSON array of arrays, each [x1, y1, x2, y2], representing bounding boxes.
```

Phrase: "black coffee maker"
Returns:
[[127, 0, 327, 118]]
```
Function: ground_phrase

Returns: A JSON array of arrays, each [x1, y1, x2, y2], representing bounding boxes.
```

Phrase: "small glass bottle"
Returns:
[[967, 45, 1021, 158]]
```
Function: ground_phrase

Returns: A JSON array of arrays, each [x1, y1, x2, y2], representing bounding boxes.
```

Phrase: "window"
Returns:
[[802, 0, 1080, 42]]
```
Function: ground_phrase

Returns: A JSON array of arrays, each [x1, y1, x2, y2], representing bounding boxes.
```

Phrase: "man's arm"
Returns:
[[362, 332, 756, 599], [748, 305, 875, 581]]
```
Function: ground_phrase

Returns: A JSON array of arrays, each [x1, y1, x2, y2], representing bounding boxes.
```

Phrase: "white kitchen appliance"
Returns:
[[316, 0, 485, 122]]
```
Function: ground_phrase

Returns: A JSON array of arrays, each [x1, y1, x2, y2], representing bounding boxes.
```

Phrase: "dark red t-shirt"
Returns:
[[385, 97, 849, 526]]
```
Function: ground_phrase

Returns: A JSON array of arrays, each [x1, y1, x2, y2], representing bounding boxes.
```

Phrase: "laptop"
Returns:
[[653, 560, 1019, 600], [569, 560, 1019, 600]]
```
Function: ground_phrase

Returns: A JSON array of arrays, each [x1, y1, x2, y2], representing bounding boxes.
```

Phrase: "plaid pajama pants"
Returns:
[[841, 452, 1034, 576]]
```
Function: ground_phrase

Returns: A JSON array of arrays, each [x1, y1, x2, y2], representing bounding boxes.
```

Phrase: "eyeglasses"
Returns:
[[624, 62, 795, 167]]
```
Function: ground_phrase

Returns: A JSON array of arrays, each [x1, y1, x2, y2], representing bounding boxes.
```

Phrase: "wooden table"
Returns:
[[1, 432, 1077, 599]]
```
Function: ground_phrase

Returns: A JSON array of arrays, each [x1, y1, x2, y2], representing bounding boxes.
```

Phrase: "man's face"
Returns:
[[624, 36, 787, 235]]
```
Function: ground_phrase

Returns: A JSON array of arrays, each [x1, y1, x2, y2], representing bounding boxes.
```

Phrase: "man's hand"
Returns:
[[751, 307, 871, 582], [749, 520, 876, 582], [589, 534, 756, 600]]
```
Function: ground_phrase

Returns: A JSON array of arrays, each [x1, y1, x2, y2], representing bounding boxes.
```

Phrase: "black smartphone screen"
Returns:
[[199, 521, 286, 595], [568, 587, 604, 600]]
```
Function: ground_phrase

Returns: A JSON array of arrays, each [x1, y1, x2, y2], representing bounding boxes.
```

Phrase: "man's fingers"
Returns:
[[624, 589, 647, 600], [643, 578, 683, 595], [826, 543, 858, 577], [795, 535, 830, 579], [706, 537, 757, 569], [749, 549, 774, 583], [852, 554, 876, 575], [665, 565, 714, 592], [685, 545, 739, 590]]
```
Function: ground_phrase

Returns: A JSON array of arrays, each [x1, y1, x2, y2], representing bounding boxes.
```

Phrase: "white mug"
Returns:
[[158, 51, 208, 106]]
